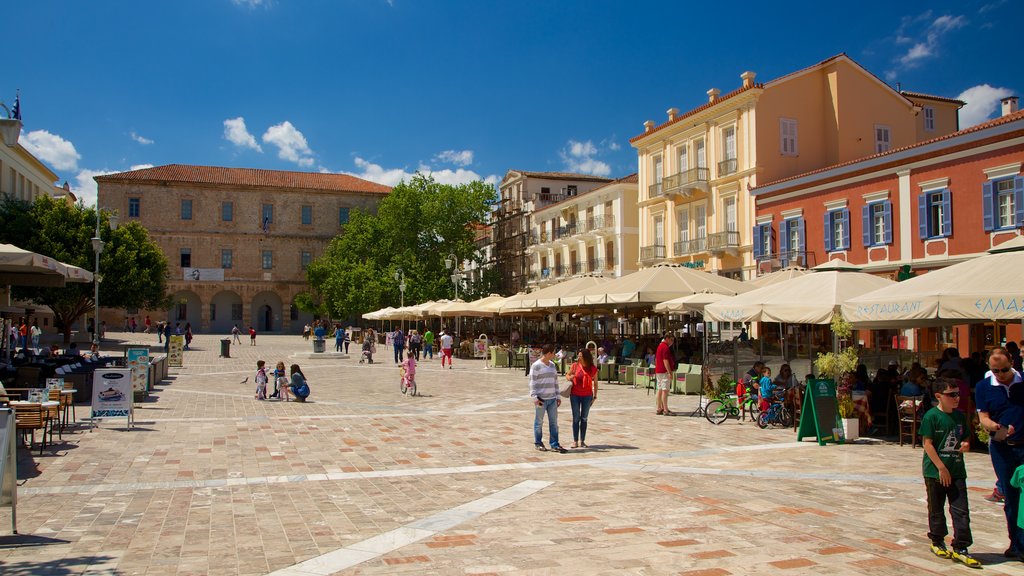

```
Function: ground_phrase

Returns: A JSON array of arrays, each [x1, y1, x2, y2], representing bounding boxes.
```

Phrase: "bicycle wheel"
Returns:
[[746, 401, 760, 420], [400, 379, 407, 395], [705, 400, 728, 425], [408, 380, 416, 397], [757, 412, 769, 429], [779, 407, 793, 427]]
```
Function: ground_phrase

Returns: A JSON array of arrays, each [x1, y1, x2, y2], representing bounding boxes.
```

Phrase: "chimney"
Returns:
[[666, 107, 679, 121], [707, 88, 720, 103], [1003, 96, 1020, 117], [643, 120, 655, 133], [740, 71, 756, 88]]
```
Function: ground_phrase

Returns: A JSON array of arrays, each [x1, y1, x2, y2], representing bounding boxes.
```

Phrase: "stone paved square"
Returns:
[[1, 333, 1022, 575]]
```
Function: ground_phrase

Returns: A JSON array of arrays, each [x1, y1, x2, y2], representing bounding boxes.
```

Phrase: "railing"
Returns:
[[674, 236, 707, 256], [535, 192, 565, 205], [569, 261, 584, 275], [582, 214, 615, 232], [640, 244, 666, 261], [555, 223, 577, 239], [586, 258, 606, 273], [663, 167, 710, 194], [707, 230, 740, 251], [553, 264, 567, 277], [755, 249, 817, 271], [717, 158, 738, 177], [648, 182, 664, 200]]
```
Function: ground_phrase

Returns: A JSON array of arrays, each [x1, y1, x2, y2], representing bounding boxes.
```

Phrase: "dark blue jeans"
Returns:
[[394, 344, 405, 364], [570, 395, 593, 443], [990, 441, 1024, 551], [533, 398, 560, 448]]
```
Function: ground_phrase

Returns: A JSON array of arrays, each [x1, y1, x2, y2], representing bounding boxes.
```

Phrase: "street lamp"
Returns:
[[444, 253, 464, 301], [394, 267, 406, 331], [92, 209, 119, 346]]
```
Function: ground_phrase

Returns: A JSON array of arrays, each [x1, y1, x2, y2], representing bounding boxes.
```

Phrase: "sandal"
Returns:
[[663, 410, 675, 416], [580, 442, 588, 448]]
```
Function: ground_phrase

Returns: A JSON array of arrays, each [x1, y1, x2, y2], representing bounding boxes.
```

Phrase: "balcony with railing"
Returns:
[[640, 244, 666, 262], [754, 249, 817, 273], [585, 257, 605, 273], [717, 158, 738, 177], [553, 264, 567, 277], [647, 181, 664, 200], [673, 236, 707, 256], [569, 261, 584, 275], [707, 230, 740, 252], [663, 167, 710, 197], [534, 192, 566, 206], [554, 222, 577, 241], [580, 214, 615, 234]]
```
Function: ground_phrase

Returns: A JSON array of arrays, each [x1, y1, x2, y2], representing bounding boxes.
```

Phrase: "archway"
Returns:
[[168, 290, 202, 332], [250, 291, 283, 333], [210, 290, 243, 335]]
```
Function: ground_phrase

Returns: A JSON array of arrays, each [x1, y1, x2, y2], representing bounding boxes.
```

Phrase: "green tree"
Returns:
[[306, 173, 495, 319], [0, 196, 170, 343]]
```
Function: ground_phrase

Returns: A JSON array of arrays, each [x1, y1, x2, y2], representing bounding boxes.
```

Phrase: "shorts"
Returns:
[[656, 372, 670, 391]]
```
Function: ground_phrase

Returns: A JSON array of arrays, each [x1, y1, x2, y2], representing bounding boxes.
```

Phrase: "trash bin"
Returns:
[[313, 339, 325, 353], [220, 338, 231, 358]]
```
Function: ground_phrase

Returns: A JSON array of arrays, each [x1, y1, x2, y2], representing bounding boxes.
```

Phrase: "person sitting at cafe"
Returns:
[[901, 366, 929, 397], [596, 347, 609, 364], [66, 342, 83, 358]]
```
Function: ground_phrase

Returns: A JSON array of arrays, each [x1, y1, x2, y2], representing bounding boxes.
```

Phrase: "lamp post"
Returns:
[[444, 254, 465, 337], [394, 267, 406, 331], [92, 209, 118, 346]]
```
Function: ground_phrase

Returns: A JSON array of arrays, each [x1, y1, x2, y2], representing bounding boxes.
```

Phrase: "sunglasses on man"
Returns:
[[992, 367, 1014, 374]]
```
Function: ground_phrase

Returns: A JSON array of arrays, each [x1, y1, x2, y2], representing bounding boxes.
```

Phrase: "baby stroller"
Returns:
[[360, 339, 374, 364]]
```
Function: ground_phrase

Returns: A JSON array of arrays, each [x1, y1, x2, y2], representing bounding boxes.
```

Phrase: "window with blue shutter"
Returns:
[[796, 218, 806, 265], [922, 189, 953, 238], [882, 202, 892, 244], [863, 202, 892, 246], [840, 208, 851, 250], [940, 190, 952, 237], [823, 212, 833, 252], [1015, 176, 1024, 227], [752, 224, 762, 258], [779, 219, 789, 258], [861, 205, 872, 247], [989, 177, 1024, 231], [918, 193, 928, 239], [983, 181, 995, 232]]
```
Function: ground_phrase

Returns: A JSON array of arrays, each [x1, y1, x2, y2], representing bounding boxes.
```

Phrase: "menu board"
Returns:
[[127, 348, 150, 396], [168, 335, 184, 367], [90, 368, 133, 427], [796, 378, 843, 446]]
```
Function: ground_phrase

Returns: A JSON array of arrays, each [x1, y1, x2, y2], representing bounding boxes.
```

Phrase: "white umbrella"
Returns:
[[561, 264, 747, 307], [704, 267, 894, 324], [746, 266, 809, 288], [654, 290, 731, 314], [0, 243, 93, 287], [499, 277, 611, 312], [843, 237, 1024, 328], [361, 306, 395, 320]]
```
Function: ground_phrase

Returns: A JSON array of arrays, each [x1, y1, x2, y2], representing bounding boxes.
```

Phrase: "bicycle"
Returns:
[[399, 367, 417, 397], [705, 393, 760, 425], [757, 397, 792, 428]]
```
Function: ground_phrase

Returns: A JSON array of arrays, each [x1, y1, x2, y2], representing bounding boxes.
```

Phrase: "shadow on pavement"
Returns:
[[0, 534, 72, 550], [0, 554, 117, 575]]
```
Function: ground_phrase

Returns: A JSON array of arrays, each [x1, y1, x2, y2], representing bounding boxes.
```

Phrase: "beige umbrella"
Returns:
[[561, 264, 747, 307], [361, 306, 395, 320], [654, 290, 731, 314], [438, 295, 510, 317], [0, 243, 93, 287], [498, 277, 611, 312], [746, 266, 809, 288], [842, 237, 1024, 328], [704, 265, 894, 324]]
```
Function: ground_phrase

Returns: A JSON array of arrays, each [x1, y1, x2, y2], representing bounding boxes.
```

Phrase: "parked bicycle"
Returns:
[[705, 393, 760, 425]]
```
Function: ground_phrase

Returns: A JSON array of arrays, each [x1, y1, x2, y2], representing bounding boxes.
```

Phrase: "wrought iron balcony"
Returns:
[[663, 167, 710, 196], [754, 249, 817, 271], [640, 244, 666, 261], [569, 261, 584, 275], [553, 264, 567, 277], [555, 222, 577, 239], [707, 230, 740, 251], [717, 158, 738, 177], [673, 236, 707, 256], [647, 181, 664, 200], [535, 192, 565, 205]]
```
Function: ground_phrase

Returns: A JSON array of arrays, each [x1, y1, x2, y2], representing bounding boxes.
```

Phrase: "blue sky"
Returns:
[[5, 0, 1019, 206]]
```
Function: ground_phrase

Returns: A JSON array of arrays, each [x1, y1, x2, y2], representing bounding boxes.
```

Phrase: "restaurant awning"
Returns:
[[499, 277, 612, 312], [560, 264, 747, 307], [0, 243, 94, 287]]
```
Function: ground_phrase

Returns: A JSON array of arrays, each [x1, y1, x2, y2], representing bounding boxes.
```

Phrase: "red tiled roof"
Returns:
[[507, 170, 615, 183], [629, 84, 763, 144], [753, 109, 1024, 192], [94, 164, 391, 194], [900, 91, 966, 106]]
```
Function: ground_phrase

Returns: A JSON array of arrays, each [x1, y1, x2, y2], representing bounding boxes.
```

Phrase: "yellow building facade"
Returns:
[[630, 54, 961, 278]]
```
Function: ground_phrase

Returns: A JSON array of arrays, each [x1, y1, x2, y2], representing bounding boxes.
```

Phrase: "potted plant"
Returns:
[[815, 312, 860, 441], [837, 389, 859, 440]]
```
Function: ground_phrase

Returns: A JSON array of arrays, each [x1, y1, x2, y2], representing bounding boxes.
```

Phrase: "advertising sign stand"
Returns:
[[168, 335, 184, 368], [89, 368, 134, 431], [0, 409, 17, 533], [796, 378, 843, 446]]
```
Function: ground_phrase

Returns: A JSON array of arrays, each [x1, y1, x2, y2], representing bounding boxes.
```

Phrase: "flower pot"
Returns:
[[842, 418, 859, 441]]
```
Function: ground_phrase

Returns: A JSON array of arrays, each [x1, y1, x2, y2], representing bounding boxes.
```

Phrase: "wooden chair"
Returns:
[[896, 395, 924, 448], [14, 403, 47, 455], [49, 389, 66, 439]]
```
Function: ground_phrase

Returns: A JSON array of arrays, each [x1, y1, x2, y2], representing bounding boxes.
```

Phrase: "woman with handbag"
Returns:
[[566, 349, 599, 449]]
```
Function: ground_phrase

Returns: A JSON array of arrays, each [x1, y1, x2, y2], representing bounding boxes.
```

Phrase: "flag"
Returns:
[[262, 215, 269, 233], [10, 91, 19, 121]]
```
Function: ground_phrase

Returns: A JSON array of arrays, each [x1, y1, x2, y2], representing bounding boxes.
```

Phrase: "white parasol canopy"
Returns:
[[361, 306, 395, 320], [499, 276, 611, 312], [0, 243, 94, 287], [746, 266, 810, 288], [704, 267, 894, 324], [842, 237, 1024, 327], [653, 290, 731, 314], [560, 264, 747, 307]]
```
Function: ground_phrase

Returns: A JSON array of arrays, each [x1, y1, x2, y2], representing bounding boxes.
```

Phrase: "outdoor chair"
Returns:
[[14, 403, 47, 455], [896, 395, 924, 448]]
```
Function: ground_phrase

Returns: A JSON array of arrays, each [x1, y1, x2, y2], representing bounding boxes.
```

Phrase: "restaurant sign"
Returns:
[[90, 368, 134, 429]]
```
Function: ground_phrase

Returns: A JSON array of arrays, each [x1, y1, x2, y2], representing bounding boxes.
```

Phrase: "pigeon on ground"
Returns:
[[240, 377, 248, 385]]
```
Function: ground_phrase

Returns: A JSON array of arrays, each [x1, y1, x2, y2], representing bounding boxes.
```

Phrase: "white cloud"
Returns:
[[330, 157, 498, 187], [71, 168, 116, 207], [20, 130, 81, 171], [232, 0, 270, 7], [130, 131, 154, 145], [957, 84, 1015, 127], [559, 139, 612, 177], [886, 13, 966, 79], [129, 163, 154, 171], [223, 117, 262, 152], [434, 149, 474, 166], [262, 121, 314, 167]]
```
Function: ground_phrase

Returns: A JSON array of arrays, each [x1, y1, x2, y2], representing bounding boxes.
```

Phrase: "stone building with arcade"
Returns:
[[95, 164, 390, 334]]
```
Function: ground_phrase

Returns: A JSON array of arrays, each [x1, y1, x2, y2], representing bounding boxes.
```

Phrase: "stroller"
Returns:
[[360, 338, 374, 364]]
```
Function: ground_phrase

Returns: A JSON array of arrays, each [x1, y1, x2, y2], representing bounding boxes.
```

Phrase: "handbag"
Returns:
[[559, 364, 575, 398]]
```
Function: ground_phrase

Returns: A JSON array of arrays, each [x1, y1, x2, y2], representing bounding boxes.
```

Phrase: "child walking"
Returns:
[[255, 360, 268, 400], [275, 361, 290, 401], [921, 376, 980, 568]]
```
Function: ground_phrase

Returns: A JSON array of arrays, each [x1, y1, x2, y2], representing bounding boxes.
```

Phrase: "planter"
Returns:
[[842, 418, 859, 441]]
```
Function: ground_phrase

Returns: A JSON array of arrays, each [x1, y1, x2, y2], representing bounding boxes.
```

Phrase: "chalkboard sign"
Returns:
[[797, 378, 843, 446]]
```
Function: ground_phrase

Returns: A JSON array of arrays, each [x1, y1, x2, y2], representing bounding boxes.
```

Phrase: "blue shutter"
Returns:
[[823, 212, 833, 252], [882, 201, 893, 245], [766, 224, 774, 256], [918, 194, 928, 239], [941, 189, 952, 237], [841, 209, 851, 250], [752, 225, 762, 258], [982, 181, 994, 232], [1015, 176, 1024, 227], [861, 205, 872, 246], [797, 218, 806, 265], [779, 220, 789, 263]]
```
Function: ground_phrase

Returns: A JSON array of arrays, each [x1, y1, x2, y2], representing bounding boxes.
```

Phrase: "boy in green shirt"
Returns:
[[920, 377, 980, 568]]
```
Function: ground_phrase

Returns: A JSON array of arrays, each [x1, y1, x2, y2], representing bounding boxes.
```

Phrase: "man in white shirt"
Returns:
[[440, 331, 455, 369]]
